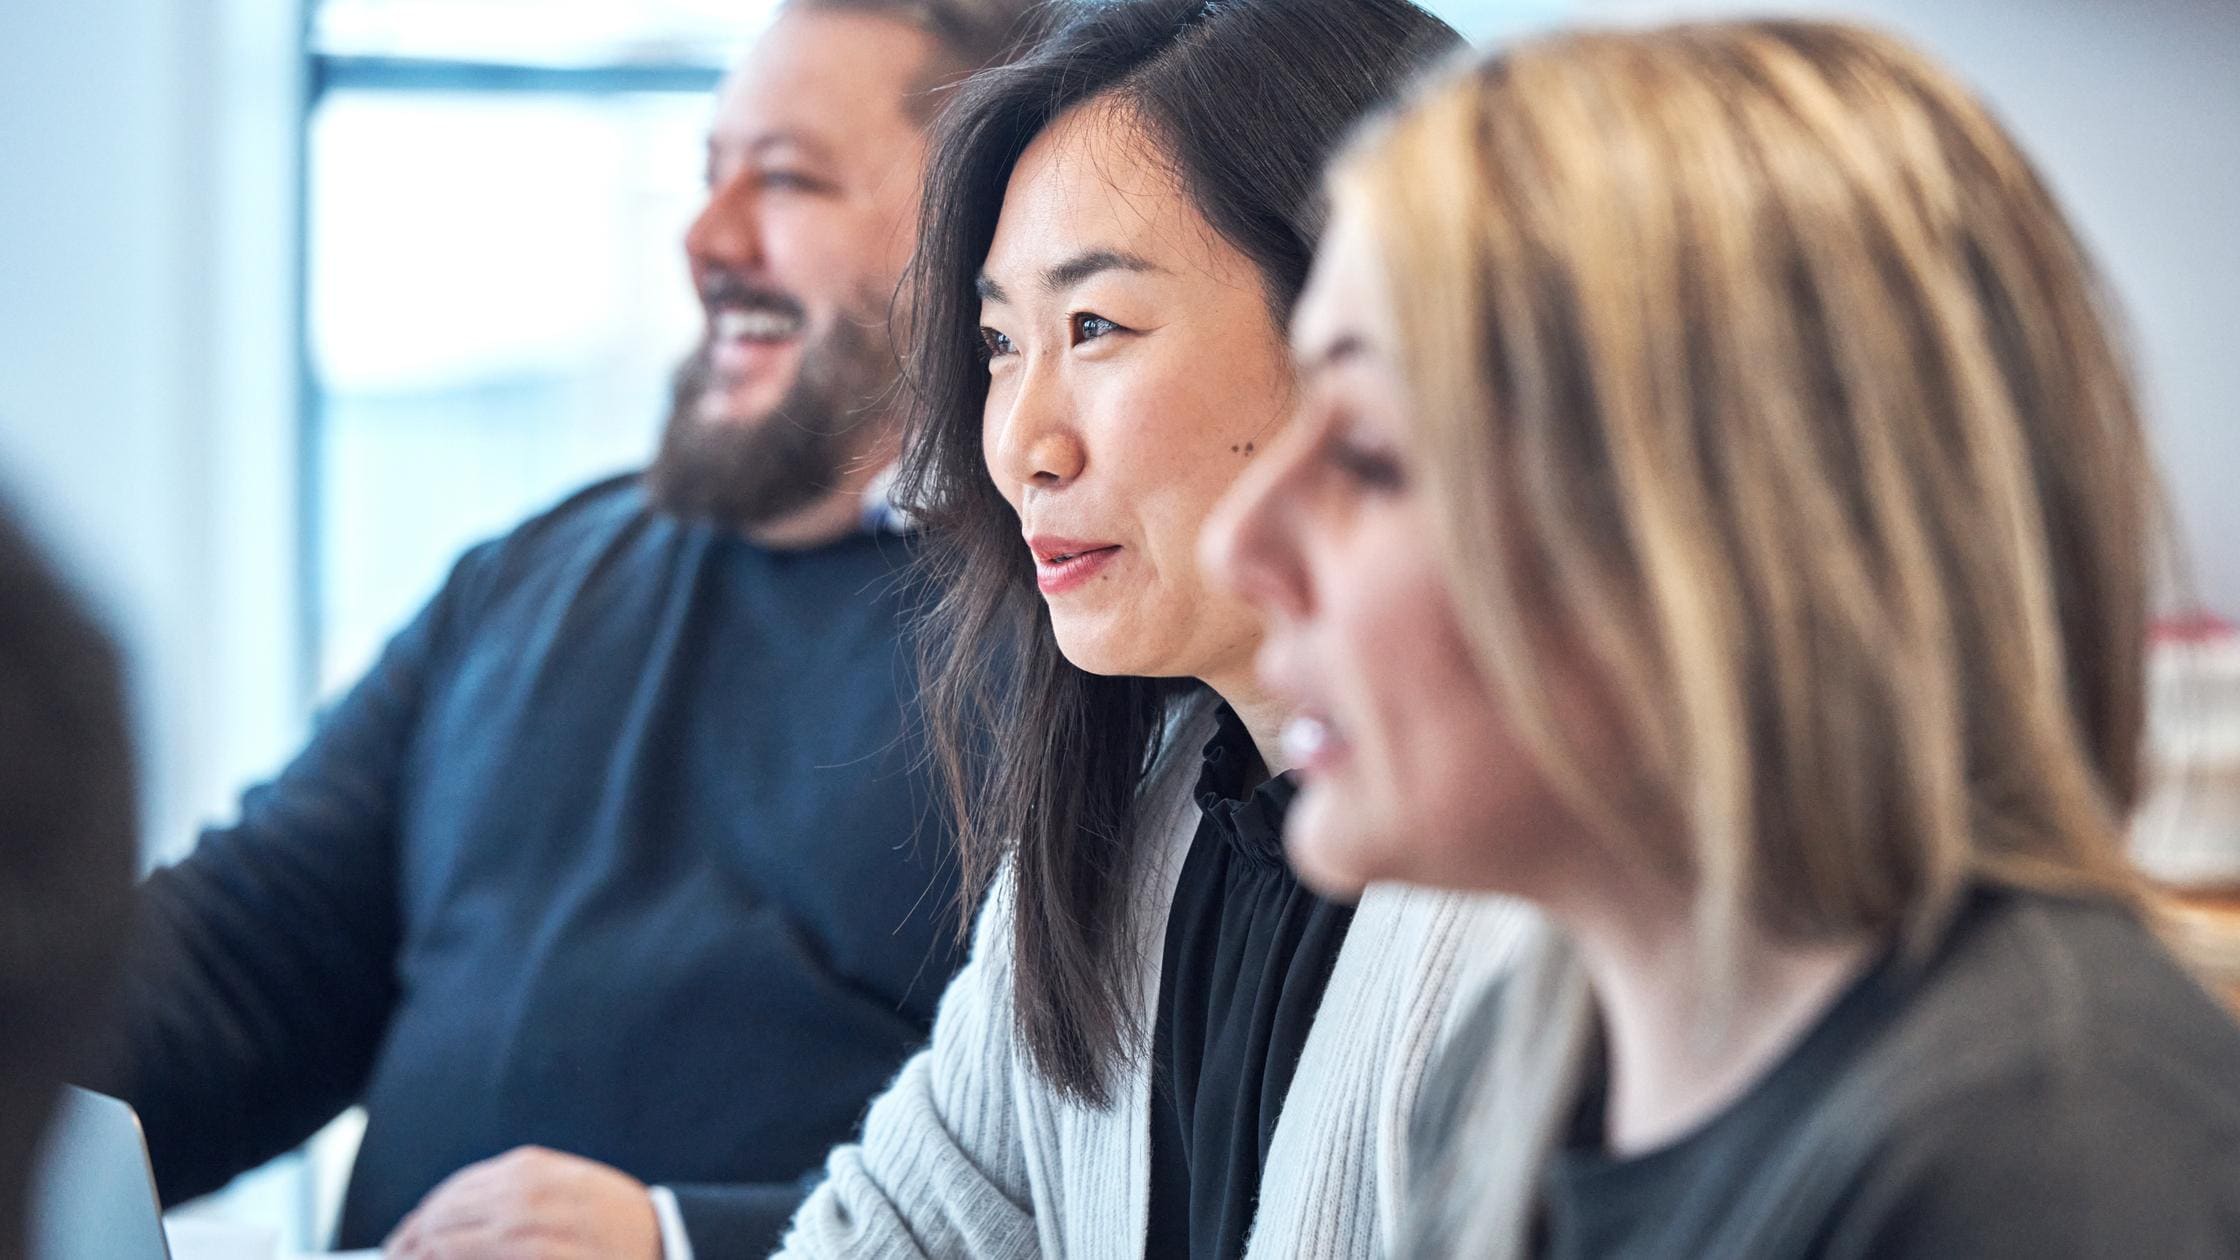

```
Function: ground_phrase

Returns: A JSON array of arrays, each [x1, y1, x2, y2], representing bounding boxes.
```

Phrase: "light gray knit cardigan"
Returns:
[[774, 695, 1538, 1259]]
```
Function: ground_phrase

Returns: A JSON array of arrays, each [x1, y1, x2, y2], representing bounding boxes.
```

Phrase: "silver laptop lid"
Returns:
[[26, 1087, 172, 1260]]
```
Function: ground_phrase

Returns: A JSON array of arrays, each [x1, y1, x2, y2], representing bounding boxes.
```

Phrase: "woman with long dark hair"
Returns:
[[775, 1, 1535, 1256], [1207, 19, 2240, 1258]]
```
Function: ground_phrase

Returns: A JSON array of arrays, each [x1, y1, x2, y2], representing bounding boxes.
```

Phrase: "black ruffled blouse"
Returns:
[[1143, 704, 1357, 1259]]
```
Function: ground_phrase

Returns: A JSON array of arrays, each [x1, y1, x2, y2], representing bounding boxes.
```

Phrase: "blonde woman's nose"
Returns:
[[1202, 424, 1313, 621]]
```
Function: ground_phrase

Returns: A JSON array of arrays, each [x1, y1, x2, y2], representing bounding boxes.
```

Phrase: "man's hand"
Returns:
[[383, 1146, 662, 1260]]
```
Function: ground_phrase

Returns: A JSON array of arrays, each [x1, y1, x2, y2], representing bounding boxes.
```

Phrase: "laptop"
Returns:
[[25, 1087, 172, 1260]]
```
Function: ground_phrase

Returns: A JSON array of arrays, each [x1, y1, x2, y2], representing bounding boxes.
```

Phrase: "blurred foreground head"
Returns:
[[1212, 15, 2159, 943], [0, 504, 135, 1260], [1338, 17, 2156, 936], [1199, 19, 2168, 1255]]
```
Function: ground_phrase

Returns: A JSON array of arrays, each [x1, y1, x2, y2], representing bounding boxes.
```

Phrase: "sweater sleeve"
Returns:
[[87, 544, 489, 1205], [773, 874, 1041, 1259], [662, 1179, 821, 1256]]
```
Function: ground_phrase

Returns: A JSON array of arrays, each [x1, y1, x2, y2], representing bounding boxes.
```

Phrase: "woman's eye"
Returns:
[[978, 327, 1016, 362], [1071, 313, 1119, 344], [1326, 436, 1408, 492]]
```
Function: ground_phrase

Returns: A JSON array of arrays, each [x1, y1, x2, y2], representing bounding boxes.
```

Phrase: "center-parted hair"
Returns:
[[894, 0, 1462, 1103], [1331, 22, 2161, 1255]]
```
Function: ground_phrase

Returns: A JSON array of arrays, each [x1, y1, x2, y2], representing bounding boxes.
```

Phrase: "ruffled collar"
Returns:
[[1192, 702, 1300, 867]]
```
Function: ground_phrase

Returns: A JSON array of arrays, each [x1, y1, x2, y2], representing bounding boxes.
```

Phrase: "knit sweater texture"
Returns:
[[775, 694, 1540, 1258]]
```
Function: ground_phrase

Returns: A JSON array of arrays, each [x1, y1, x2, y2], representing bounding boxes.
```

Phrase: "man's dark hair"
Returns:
[[893, 0, 1464, 1104], [0, 499, 136, 1260]]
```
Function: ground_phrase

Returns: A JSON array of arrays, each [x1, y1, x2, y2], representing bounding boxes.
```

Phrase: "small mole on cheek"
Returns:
[[1245, 442, 1256, 454], [1231, 445, 1240, 454]]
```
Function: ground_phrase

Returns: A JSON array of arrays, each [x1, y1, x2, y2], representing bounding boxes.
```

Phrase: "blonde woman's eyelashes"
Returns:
[[1325, 433, 1407, 491]]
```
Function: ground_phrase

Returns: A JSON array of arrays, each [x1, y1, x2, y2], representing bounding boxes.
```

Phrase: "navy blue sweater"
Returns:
[[101, 476, 964, 1253]]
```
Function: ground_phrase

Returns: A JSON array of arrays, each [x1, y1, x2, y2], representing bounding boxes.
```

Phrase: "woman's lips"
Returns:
[[1028, 537, 1123, 596], [1039, 542, 1128, 596], [1281, 713, 1349, 776]]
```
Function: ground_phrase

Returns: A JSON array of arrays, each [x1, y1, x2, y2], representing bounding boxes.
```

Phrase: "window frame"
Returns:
[[295, 36, 722, 707]]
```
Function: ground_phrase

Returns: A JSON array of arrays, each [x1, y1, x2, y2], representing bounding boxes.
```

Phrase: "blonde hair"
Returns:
[[1331, 20, 2162, 1256]]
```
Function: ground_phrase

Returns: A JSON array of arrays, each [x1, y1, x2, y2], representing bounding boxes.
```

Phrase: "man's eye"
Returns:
[[979, 327, 1016, 361], [757, 170, 826, 193], [1072, 313, 1119, 344]]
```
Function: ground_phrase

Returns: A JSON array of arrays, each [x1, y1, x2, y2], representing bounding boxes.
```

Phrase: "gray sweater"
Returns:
[[775, 695, 1540, 1258], [1408, 888, 2240, 1258]]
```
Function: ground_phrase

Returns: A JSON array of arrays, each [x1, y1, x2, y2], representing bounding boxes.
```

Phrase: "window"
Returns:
[[304, 0, 762, 695]]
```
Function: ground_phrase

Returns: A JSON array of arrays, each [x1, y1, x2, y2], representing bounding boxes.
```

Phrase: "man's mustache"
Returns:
[[698, 271, 807, 323]]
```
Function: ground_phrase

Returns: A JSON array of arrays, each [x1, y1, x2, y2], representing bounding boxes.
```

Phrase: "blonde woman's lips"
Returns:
[[1282, 714, 1339, 772]]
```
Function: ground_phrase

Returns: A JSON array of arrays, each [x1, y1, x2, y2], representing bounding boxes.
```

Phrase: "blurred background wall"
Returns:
[[1519, 0, 2240, 618], [0, 0, 2233, 1244], [0, 0, 303, 874]]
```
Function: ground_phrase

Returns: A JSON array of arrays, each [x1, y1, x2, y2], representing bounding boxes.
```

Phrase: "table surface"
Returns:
[[164, 1217, 377, 1260]]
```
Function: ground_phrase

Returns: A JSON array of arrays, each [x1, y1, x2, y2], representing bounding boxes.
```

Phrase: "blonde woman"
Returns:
[[1206, 20, 2240, 1259]]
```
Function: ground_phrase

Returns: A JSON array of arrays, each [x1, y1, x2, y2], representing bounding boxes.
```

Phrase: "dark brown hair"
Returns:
[[895, 0, 1461, 1103]]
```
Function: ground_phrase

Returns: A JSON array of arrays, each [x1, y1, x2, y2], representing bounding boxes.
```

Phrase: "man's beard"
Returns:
[[646, 297, 901, 533]]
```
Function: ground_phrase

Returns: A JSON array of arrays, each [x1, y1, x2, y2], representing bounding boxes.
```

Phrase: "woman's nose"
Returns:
[[985, 365, 1087, 492]]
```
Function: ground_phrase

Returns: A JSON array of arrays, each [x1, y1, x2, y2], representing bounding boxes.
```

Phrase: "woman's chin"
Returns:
[[1281, 784, 1378, 902], [1048, 618, 1141, 679]]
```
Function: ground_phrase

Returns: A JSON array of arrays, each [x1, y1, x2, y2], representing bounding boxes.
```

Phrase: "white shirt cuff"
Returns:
[[649, 1185, 695, 1260]]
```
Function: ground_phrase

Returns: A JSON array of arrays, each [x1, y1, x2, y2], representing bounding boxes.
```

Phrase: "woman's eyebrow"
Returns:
[[976, 248, 1163, 307], [1040, 248, 1162, 294]]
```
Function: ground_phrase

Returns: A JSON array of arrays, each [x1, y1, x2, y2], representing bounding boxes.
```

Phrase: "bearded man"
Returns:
[[96, 3, 1044, 1255]]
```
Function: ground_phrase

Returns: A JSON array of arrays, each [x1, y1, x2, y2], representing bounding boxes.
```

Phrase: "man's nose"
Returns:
[[685, 173, 763, 274]]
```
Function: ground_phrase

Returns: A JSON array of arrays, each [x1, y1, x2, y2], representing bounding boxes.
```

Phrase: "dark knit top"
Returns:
[[101, 475, 964, 1253]]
